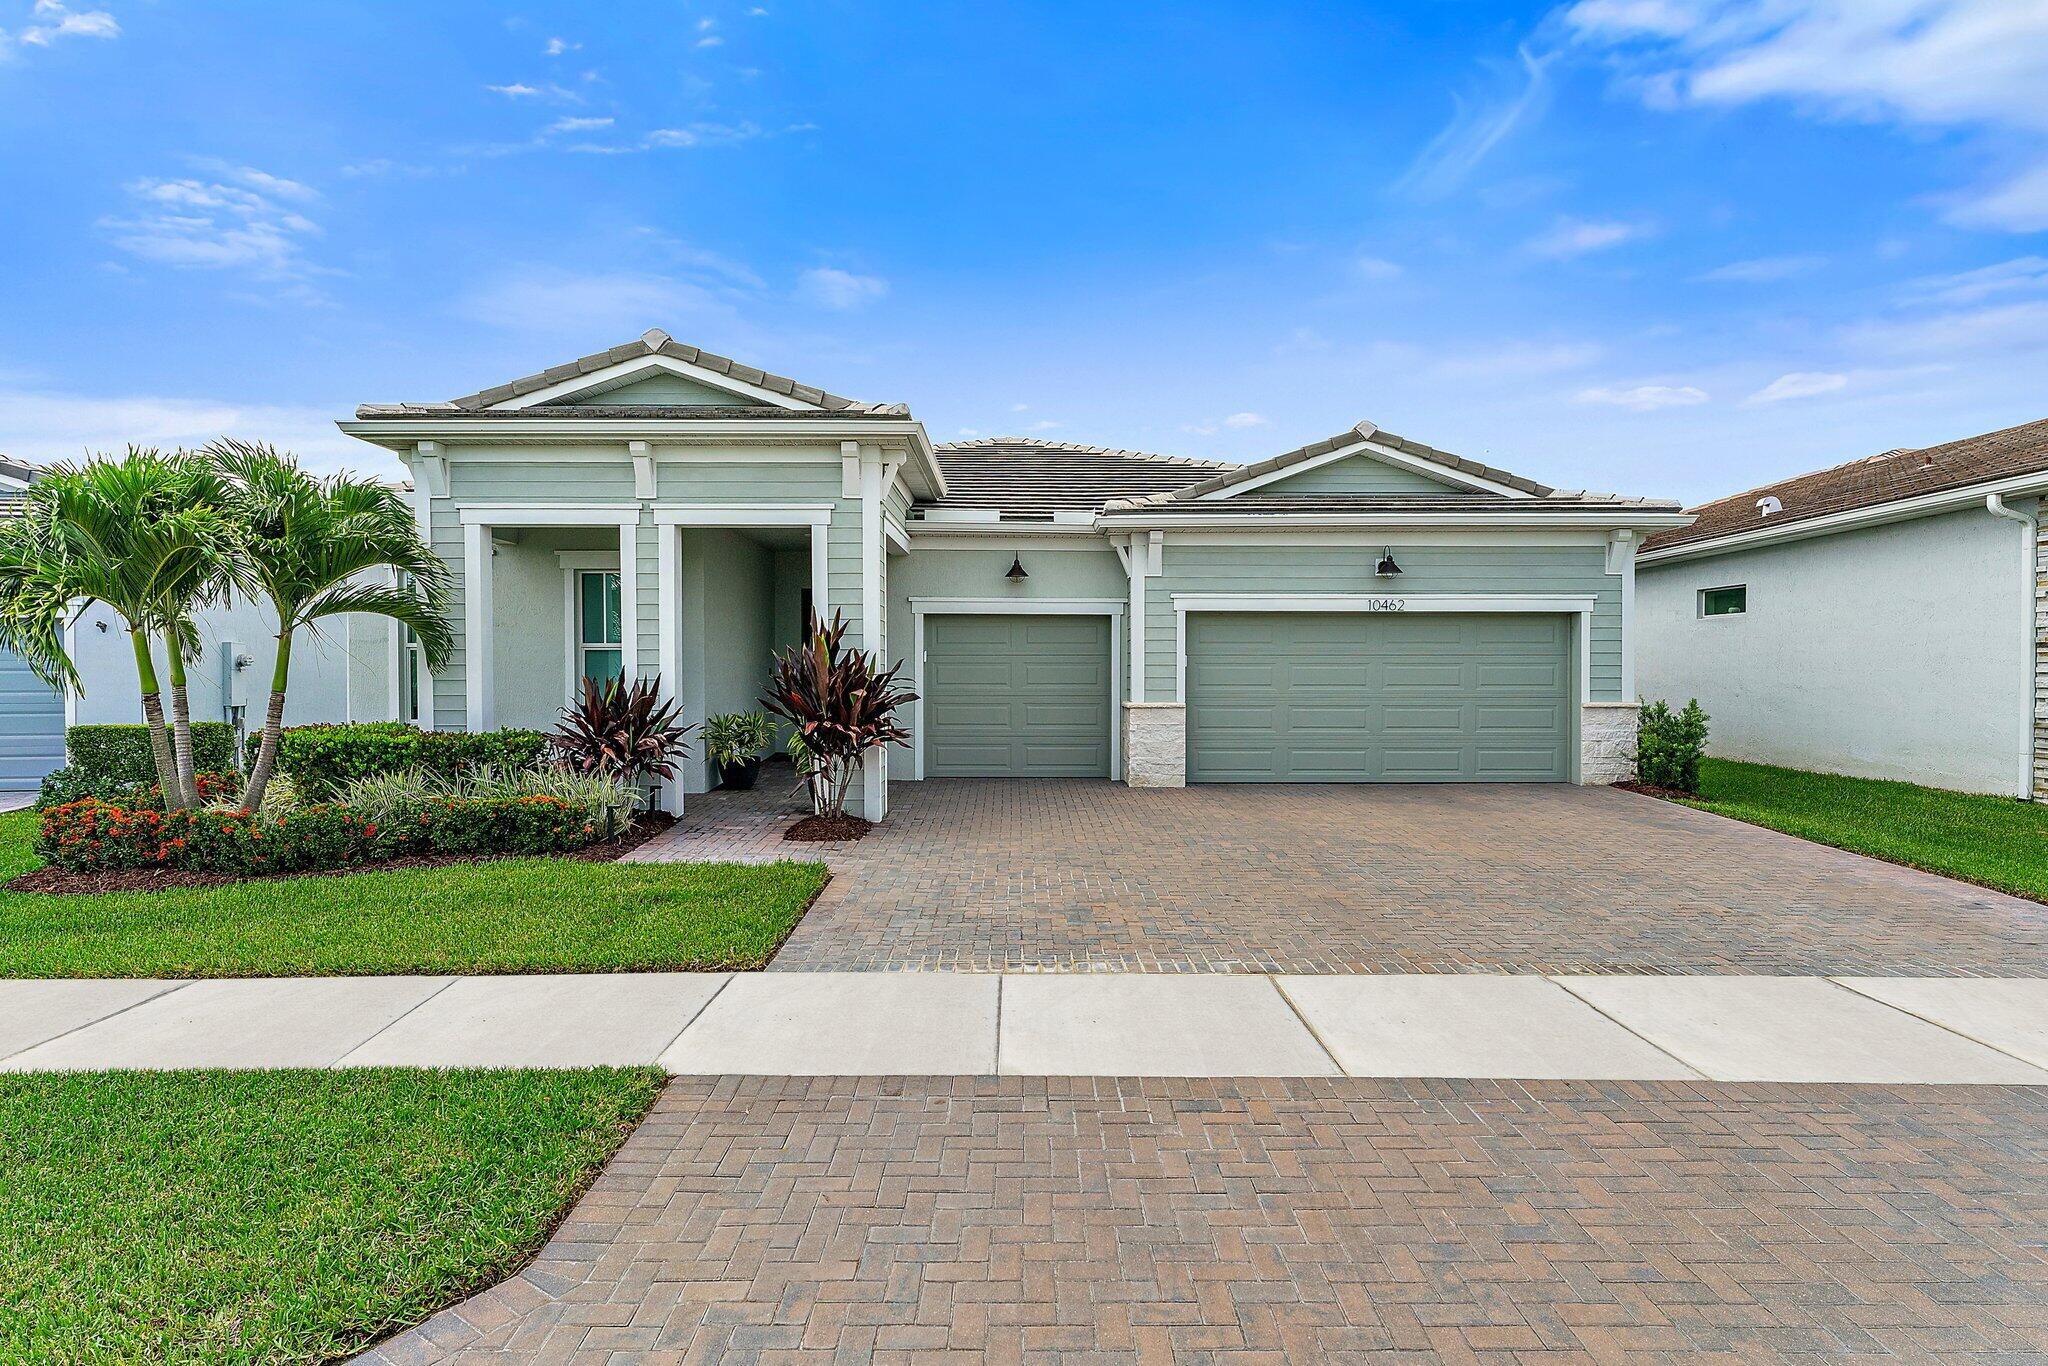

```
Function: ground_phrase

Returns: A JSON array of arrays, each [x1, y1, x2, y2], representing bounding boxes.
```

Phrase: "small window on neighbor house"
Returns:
[[578, 570, 625, 687], [1700, 584, 1746, 617]]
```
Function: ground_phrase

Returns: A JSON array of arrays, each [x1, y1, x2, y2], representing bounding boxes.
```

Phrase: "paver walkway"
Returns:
[[360, 1075, 2048, 1364], [635, 778, 2048, 976], [6, 972, 2046, 1082]]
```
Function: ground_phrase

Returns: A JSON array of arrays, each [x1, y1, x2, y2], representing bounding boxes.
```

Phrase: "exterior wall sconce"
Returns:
[[1374, 548, 1403, 577], [1005, 552, 1029, 581]]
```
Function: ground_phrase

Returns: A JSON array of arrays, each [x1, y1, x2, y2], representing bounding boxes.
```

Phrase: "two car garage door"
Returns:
[[919, 611, 1571, 783]]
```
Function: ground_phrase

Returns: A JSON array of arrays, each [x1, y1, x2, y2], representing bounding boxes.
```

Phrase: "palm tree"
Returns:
[[209, 440, 453, 811], [0, 451, 235, 806]]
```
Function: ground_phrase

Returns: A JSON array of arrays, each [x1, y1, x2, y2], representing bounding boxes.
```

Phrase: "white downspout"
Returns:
[[1986, 493, 2037, 800]]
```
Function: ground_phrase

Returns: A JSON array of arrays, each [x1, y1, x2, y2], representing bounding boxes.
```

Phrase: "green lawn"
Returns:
[[0, 1067, 663, 1364], [0, 810, 827, 977], [1677, 758, 2048, 902]]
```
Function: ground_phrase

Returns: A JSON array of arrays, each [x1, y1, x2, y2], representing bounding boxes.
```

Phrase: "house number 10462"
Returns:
[[1363, 597, 1406, 612]]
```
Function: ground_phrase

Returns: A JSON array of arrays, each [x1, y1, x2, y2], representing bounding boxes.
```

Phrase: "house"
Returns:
[[0, 456, 65, 791], [21, 331, 1692, 809], [1636, 417, 2048, 798]]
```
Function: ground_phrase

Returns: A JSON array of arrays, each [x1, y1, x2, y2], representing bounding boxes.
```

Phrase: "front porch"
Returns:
[[457, 506, 825, 805]]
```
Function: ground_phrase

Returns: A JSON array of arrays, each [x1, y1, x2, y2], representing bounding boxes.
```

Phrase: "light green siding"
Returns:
[[1145, 542, 1620, 702], [1185, 612, 1571, 782], [924, 615, 1113, 777], [1254, 453, 1464, 496], [561, 373, 765, 405]]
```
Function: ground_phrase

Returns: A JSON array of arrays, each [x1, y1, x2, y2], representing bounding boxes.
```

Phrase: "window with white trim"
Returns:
[[577, 570, 624, 688], [1699, 584, 1746, 617]]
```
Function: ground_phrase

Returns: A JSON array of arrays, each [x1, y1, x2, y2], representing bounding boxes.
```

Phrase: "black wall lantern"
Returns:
[[1374, 547, 1403, 577], [1005, 552, 1029, 582]]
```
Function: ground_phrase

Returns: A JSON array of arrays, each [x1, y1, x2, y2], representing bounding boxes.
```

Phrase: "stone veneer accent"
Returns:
[[2035, 517, 2048, 800], [1579, 702, 1640, 785], [1122, 702, 1187, 788]]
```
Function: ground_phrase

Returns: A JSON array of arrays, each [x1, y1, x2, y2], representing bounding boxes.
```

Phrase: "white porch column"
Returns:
[[619, 516, 641, 684], [656, 521, 683, 814], [858, 446, 888, 818], [462, 519, 494, 732]]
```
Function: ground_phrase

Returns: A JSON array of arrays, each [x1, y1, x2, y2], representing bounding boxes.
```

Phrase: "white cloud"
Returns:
[[0, 387, 381, 479], [1904, 255, 2048, 305], [1354, 255, 1402, 281], [1566, 1, 2048, 233], [1575, 382, 1709, 410], [456, 267, 737, 336], [1697, 253, 1825, 282], [486, 82, 540, 97], [1222, 411, 1268, 429], [543, 37, 579, 56], [1847, 298, 2048, 355], [14, 1, 118, 47], [1746, 371, 1848, 403], [797, 266, 888, 310], [1025, 419, 1061, 432], [100, 167, 327, 286], [1526, 217, 1646, 258], [1431, 340, 1604, 379], [1393, 46, 1553, 200], [696, 35, 724, 48], [549, 115, 613, 133]]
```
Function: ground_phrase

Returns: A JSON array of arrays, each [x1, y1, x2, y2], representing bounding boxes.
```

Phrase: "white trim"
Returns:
[[884, 516, 911, 555], [1100, 510, 1692, 531], [629, 440, 656, 500], [656, 525, 682, 813], [1168, 593, 1596, 707], [649, 503, 834, 528], [458, 504, 640, 527], [1127, 537, 1147, 704], [1638, 471, 2048, 565], [908, 597, 1125, 783], [1607, 531, 1638, 701], [908, 523, 1110, 543], [490, 352, 825, 411], [618, 520, 640, 688], [462, 520, 493, 731], [859, 447, 887, 816], [1158, 528, 1616, 547], [562, 561, 625, 707], [1199, 437, 1533, 501]]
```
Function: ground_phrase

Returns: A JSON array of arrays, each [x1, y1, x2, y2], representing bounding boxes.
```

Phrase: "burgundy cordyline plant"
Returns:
[[550, 675, 694, 812], [760, 611, 915, 820]]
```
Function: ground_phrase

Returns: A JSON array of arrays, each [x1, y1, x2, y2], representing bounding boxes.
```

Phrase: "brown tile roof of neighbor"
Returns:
[[356, 329, 902, 418], [1642, 416, 2048, 554], [931, 437, 1231, 512]]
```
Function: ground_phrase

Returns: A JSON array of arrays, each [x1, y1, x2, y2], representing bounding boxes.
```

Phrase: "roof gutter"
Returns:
[[1640, 470, 2048, 566], [1093, 510, 1693, 532], [1986, 492, 2039, 800]]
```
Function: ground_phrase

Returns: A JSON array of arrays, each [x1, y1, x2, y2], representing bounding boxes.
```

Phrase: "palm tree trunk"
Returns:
[[241, 631, 293, 812], [163, 630, 200, 808], [127, 626, 181, 805]]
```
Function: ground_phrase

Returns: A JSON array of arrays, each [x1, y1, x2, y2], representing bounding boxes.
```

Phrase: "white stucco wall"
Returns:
[[68, 591, 389, 734], [1636, 504, 2032, 796]]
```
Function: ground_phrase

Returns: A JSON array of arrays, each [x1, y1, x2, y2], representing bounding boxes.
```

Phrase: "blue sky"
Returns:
[[2, 1, 2045, 503]]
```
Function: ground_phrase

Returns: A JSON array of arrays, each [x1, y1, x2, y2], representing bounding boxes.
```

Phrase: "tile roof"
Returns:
[[358, 329, 901, 418], [931, 437, 1231, 512], [1138, 421, 1558, 502], [0, 456, 37, 485], [1642, 416, 2048, 554], [353, 404, 912, 422]]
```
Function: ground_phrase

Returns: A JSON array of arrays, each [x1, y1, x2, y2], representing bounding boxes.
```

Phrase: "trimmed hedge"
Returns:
[[276, 724, 548, 799], [38, 723, 240, 809], [37, 794, 599, 877]]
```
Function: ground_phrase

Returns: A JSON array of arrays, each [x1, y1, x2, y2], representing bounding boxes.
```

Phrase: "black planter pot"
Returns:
[[716, 757, 762, 791]]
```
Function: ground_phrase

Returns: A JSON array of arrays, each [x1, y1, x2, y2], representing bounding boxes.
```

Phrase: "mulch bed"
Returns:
[[5, 812, 678, 895], [1613, 781, 1699, 801], [784, 814, 872, 843]]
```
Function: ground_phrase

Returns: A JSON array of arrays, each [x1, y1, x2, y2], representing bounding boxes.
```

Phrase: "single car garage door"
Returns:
[[0, 645, 65, 792], [924, 614, 1112, 777], [1186, 612, 1571, 783]]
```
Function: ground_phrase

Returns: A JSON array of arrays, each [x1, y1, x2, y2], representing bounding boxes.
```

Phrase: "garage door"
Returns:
[[924, 615, 1111, 777], [1186, 613, 1571, 783], [0, 645, 65, 792]]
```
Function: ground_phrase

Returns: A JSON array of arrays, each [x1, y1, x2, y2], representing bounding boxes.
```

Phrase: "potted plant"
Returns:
[[703, 711, 773, 791]]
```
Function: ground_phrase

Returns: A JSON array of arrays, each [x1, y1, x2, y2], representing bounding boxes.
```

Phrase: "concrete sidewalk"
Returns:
[[4, 972, 2046, 1082]]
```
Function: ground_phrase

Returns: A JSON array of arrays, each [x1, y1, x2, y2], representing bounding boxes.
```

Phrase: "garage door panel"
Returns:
[[1187, 613, 1570, 783], [924, 614, 1112, 778], [0, 646, 66, 791]]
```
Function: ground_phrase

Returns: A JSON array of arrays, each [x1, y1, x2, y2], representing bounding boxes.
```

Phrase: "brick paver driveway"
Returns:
[[643, 778, 2048, 976], [365, 1076, 2048, 1363]]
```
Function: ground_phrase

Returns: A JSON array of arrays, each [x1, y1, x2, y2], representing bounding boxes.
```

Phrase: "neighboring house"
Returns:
[[1637, 417, 2048, 798], [332, 330, 1688, 816], [0, 456, 65, 791]]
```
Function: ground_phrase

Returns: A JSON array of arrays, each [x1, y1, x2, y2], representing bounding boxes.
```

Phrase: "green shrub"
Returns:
[[43, 723, 240, 808], [703, 712, 773, 767], [412, 795, 597, 857], [277, 724, 547, 799], [1636, 698, 1710, 793]]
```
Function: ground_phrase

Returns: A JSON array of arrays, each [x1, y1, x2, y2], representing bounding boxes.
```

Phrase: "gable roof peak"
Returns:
[[1124, 419, 1554, 506], [640, 327, 672, 351]]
